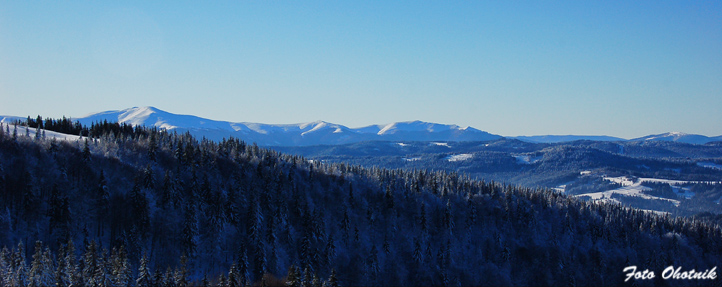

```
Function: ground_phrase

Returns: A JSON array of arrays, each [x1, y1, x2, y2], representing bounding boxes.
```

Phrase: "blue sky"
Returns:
[[1, 1, 720, 138]]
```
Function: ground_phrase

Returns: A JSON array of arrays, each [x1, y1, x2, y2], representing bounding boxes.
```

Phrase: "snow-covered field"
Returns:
[[431, 142, 451, 148], [0, 123, 82, 142], [445, 154, 473, 162], [575, 182, 681, 206], [575, 175, 722, 206]]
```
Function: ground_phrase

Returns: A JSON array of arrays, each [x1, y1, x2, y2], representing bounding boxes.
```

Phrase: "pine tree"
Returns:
[[385, 185, 394, 210], [311, 273, 321, 287], [217, 273, 226, 287], [54, 245, 68, 287], [0, 248, 9, 287], [174, 254, 189, 287], [327, 269, 338, 287], [136, 252, 152, 287], [96, 248, 113, 287], [181, 205, 198, 259], [301, 267, 311, 287], [34, 124, 41, 141], [82, 139, 91, 162], [148, 132, 158, 162], [96, 170, 109, 237], [13, 241, 28, 287], [163, 267, 175, 287], [66, 240, 82, 287], [39, 248, 54, 287], [27, 241, 46, 287], [228, 261, 240, 287], [82, 241, 99, 287], [153, 269, 163, 287], [285, 265, 300, 287], [413, 238, 423, 264], [115, 246, 133, 287], [238, 250, 249, 286]]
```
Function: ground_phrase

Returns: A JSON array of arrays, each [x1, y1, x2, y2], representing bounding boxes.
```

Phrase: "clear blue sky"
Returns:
[[1, 1, 720, 138]]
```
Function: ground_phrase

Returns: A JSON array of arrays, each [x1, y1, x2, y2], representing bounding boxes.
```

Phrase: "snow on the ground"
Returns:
[[698, 162, 722, 170], [577, 178, 681, 206], [0, 124, 82, 142], [594, 198, 623, 206], [403, 157, 421, 162], [640, 209, 670, 216], [603, 176, 635, 186], [580, 171, 592, 175], [445, 154, 473, 162], [431, 142, 451, 148]]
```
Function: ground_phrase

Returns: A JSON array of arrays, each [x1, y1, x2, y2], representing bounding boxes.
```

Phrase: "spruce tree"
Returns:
[[285, 265, 300, 287], [174, 254, 189, 287], [82, 241, 99, 287], [228, 261, 239, 287], [136, 253, 152, 287], [27, 241, 44, 287], [327, 269, 338, 287]]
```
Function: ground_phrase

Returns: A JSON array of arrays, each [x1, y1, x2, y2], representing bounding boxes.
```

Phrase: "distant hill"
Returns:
[[514, 135, 626, 143], [630, 132, 722, 145]]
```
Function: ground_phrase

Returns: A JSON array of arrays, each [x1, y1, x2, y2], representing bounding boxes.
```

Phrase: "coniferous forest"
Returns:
[[0, 119, 721, 286]]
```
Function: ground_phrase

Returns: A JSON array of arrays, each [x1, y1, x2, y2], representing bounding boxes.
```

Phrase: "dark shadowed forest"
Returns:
[[0, 119, 720, 286]]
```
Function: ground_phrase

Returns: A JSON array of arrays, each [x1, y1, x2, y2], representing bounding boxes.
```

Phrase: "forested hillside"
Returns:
[[0, 120, 721, 286]]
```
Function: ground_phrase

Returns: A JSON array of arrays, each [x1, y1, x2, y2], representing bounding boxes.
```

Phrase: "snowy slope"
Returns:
[[0, 121, 82, 141], [630, 132, 722, 145], [76, 107, 502, 146]]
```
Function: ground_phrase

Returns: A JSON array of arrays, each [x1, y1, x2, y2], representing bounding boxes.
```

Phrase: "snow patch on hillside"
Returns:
[[0, 123, 82, 142], [445, 154, 473, 162], [577, 176, 722, 207], [576, 181, 681, 206], [514, 154, 542, 164], [431, 142, 451, 148], [698, 162, 722, 170]]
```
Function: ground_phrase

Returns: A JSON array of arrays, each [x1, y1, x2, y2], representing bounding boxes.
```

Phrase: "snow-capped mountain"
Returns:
[[75, 107, 502, 146], [6, 107, 721, 146], [630, 132, 722, 145]]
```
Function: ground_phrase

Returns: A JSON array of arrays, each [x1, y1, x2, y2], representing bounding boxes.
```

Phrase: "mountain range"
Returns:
[[74, 106, 502, 146], [2, 106, 721, 146]]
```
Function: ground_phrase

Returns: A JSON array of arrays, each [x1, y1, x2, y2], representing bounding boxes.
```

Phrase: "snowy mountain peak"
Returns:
[[73, 107, 501, 146], [376, 120, 467, 135], [117, 106, 167, 127]]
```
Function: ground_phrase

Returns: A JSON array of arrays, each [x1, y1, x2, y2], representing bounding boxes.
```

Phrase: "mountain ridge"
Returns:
[[74, 106, 502, 146], [4, 106, 721, 145]]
